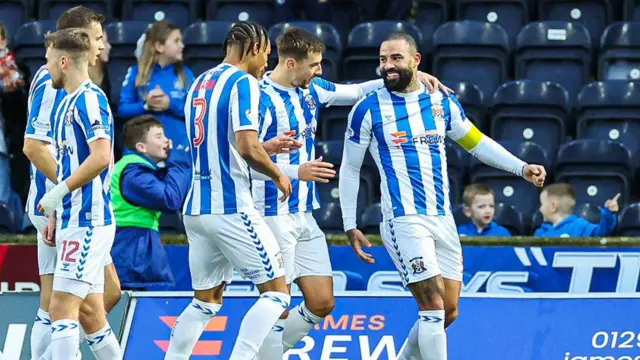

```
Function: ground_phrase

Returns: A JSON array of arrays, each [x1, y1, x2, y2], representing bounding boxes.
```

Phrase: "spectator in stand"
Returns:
[[535, 183, 618, 237], [89, 28, 111, 97], [457, 184, 511, 237], [110, 114, 191, 290], [118, 20, 194, 149]]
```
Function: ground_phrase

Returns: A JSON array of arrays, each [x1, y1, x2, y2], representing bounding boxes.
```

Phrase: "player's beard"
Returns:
[[51, 71, 65, 90], [381, 67, 413, 92]]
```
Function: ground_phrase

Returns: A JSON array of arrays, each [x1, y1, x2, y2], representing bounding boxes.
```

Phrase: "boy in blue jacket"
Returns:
[[458, 184, 511, 236], [535, 183, 618, 237], [111, 114, 191, 290]]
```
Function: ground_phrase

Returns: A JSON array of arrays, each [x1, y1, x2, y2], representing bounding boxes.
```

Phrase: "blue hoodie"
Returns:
[[534, 209, 617, 237], [458, 221, 512, 237], [118, 64, 194, 149]]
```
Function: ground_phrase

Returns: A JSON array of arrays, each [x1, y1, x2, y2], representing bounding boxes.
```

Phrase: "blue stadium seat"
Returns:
[[268, 22, 342, 82], [123, 0, 194, 29], [443, 81, 487, 131], [531, 202, 603, 233], [452, 204, 467, 227], [555, 140, 634, 207], [343, 21, 423, 81], [319, 104, 351, 141], [315, 140, 376, 215], [617, 202, 640, 235], [206, 0, 275, 28], [159, 212, 185, 233], [182, 21, 235, 76], [599, 22, 640, 80], [469, 141, 549, 217], [327, 0, 361, 47], [539, 0, 614, 49], [494, 203, 525, 235], [13, 21, 57, 81], [105, 21, 151, 104], [415, 0, 449, 56], [0, 202, 17, 234], [360, 202, 382, 234], [0, 0, 29, 45], [625, 0, 640, 20], [456, 0, 532, 46], [313, 201, 344, 234], [491, 80, 571, 159], [446, 140, 470, 205], [21, 214, 36, 234], [433, 21, 510, 97], [39, 0, 115, 22], [577, 81, 640, 154], [515, 21, 591, 102]]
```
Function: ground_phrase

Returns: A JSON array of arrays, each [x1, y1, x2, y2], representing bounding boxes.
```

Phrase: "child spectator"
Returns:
[[118, 20, 194, 149], [0, 23, 24, 94], [535, 183, 618, 237], [457, 184, 511, 236], [110, 114, 191, 290]]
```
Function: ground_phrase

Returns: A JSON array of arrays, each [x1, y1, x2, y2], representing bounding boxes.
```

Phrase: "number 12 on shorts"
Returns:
[[60, 240, 80, 263]]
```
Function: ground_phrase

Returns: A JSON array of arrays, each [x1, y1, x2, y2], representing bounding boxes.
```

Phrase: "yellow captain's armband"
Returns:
[[455, 124, 483, 151]]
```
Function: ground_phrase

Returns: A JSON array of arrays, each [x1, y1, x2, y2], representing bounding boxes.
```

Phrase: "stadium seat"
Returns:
[[625, 0, 640, 20], [576, 81, 640, 154], [452, 204, 467, 227], [443, 80, 487, 131], [456, 0, 532, 46], [433, 21, 510, 97], [515, 21, 591, 102], [206, 0, 275, 28], [617, 202, 640, 235], [555, 140, 634, 207], [182, 21, 235, 76], [491, 80, 571, 159], [599, 22, 640, 81], [446, 140, 470, 205], [530, 202, 603, 233], [39, 0, 115, 22], [0, 0, 29, 46], [469, 141, 549, 217], [21, 214, 36, 234], [494, 203, 525, 235], [319, 104, 351, 141], [0, 202, 16, 234], [415, 0, 449, 56], [538, 0, 614, 49], [159, 212, 185, 233], [343, 21, 423, 81], [268, 22, 342, 82], [123, 0, 194, 29], [13, 20, 57, 81], [104, 21, 151, 104], [360, 202, 382, 234], [313, 201, 344, 234], [327, 0, 361, 46]]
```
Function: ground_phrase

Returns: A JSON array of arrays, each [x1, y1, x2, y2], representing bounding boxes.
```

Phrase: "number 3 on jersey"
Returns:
[[192, 97, 207, 147]]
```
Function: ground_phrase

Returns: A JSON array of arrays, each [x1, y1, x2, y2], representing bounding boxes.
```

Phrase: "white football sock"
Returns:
[[50, 320, 80, 360], [282, 302, 323, 351], [256, 319, 285, 359], [230, 291, 290, 360], [164, 298, 221, 360], [31, 309, 52, 360], [86, 325, 122, 359], [418, 310, 447, 360], [398, 320, 422, 360]]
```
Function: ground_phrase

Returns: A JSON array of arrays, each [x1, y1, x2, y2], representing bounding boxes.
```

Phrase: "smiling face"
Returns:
[[136, 125, 170, 162], [379, 38, 421, 92], [289, 51, 323, 88]]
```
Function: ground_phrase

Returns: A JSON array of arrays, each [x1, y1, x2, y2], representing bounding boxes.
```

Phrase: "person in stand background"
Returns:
[[110, 114, 191, 290], [457, 183, 511, 237], [89, 27, 111, 97], [118, 20, 194, 149]]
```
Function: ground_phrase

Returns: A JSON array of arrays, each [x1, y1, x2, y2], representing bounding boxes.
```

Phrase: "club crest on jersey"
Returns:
[[432, 105, 445, 121], [410, 256, 426, 275], [65, 110, 74, 126], [304, 94, 317, 110]]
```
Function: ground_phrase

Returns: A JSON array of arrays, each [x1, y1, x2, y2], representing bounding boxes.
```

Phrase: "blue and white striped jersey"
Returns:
[[24, 65, 65, 216], [53, 80, 114, 228], [345, 85, 477, 221], [252, 75, 383, 216], [183, 63, 261, 215]]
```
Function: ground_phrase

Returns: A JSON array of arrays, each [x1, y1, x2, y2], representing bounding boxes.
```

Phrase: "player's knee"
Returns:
[[79, 301, 104, 330], [410, 278, 445, 310], [445, 306, 459, 328], [306, 295, 335, 318]]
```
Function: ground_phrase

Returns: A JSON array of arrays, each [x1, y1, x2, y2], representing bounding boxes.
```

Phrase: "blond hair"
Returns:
[[463, 183, 494, 207], [45, 28, 91, 59], [542, 183, 576, 213]]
